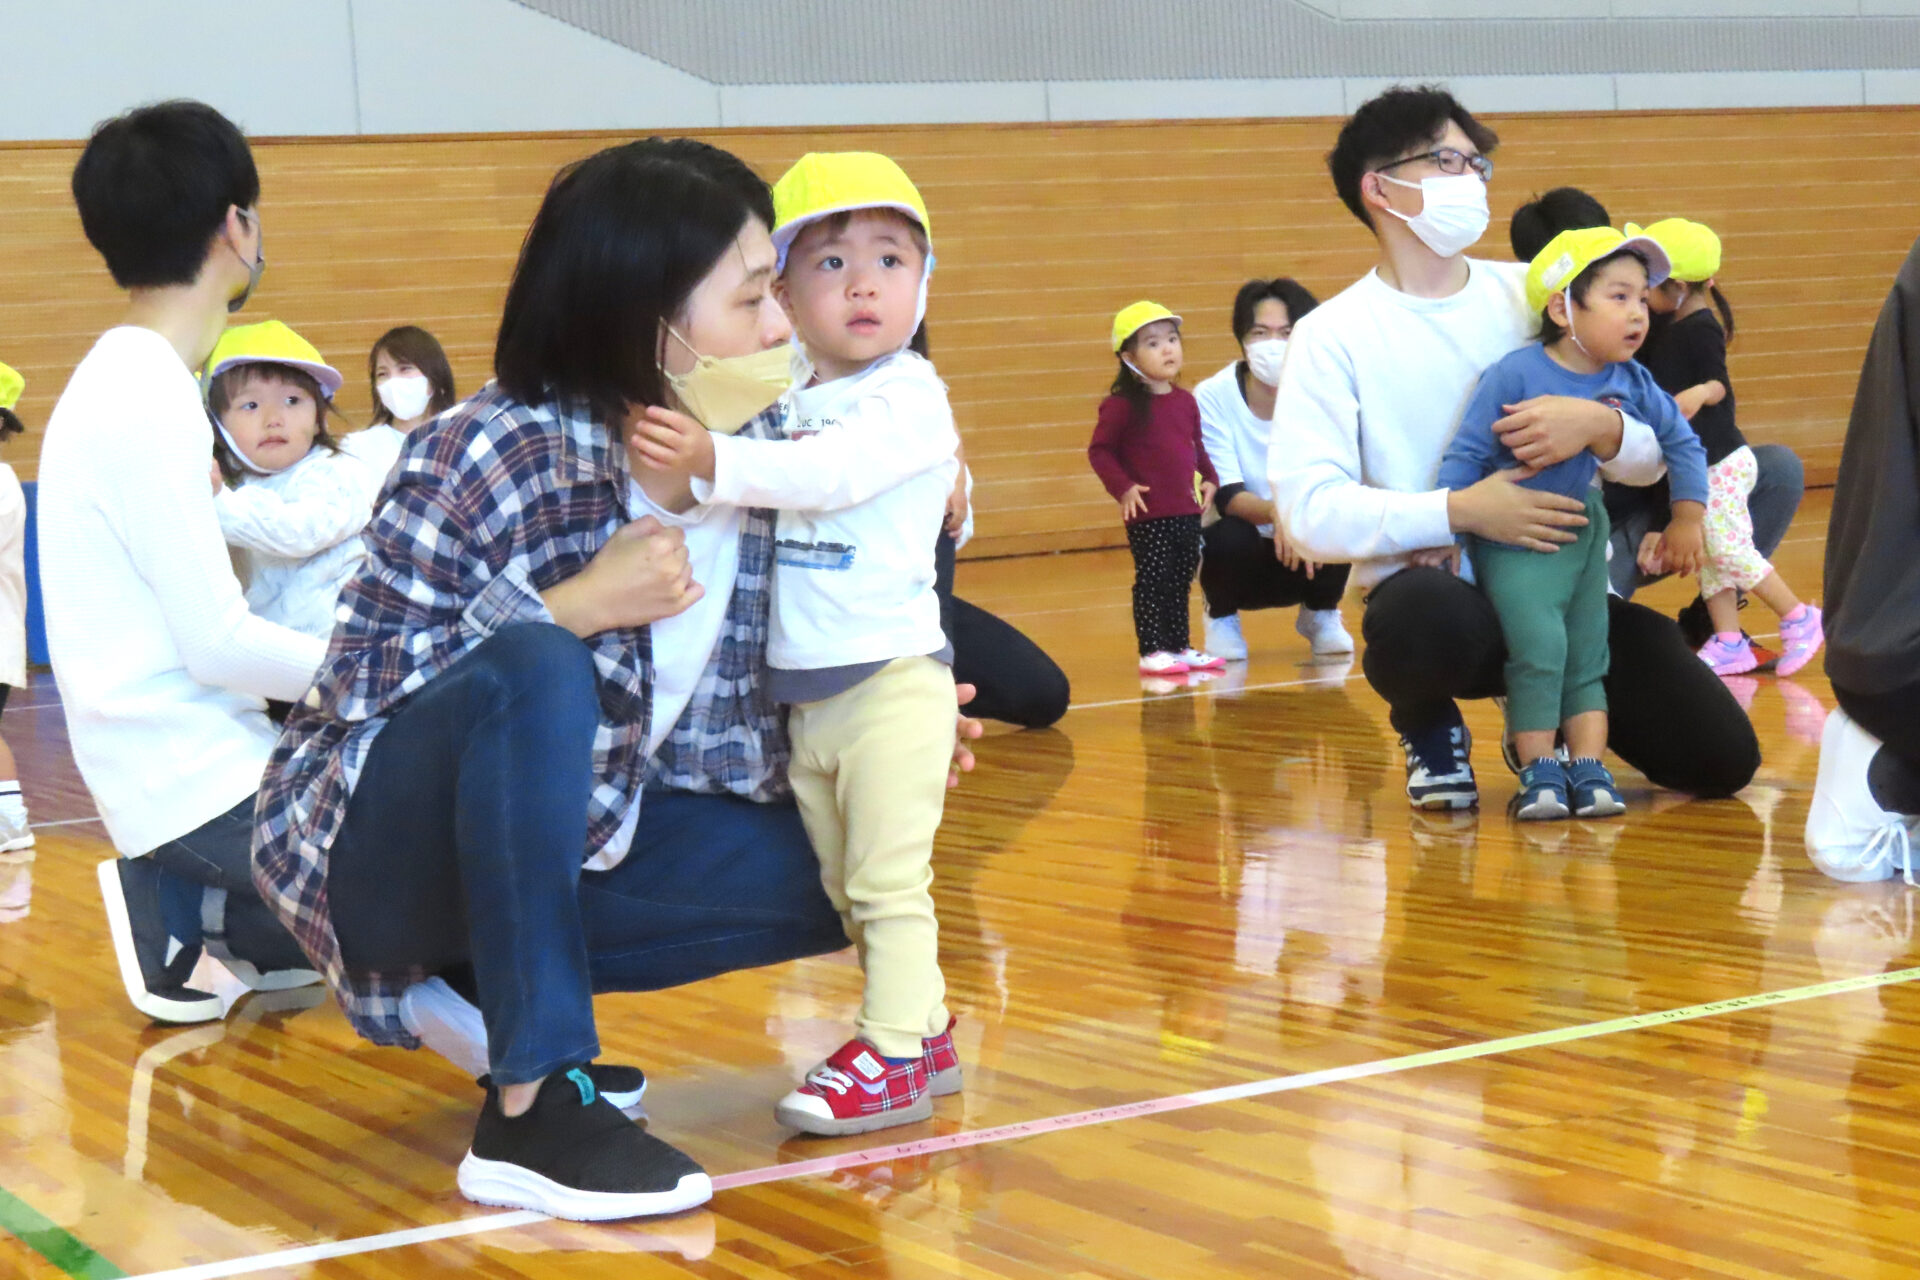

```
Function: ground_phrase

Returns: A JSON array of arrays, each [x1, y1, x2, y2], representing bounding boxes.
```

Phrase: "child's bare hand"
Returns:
[[1408, 544, 1462, 575], [949, 681, 984, 788], [627, 406, 716, 481], [209, 460, 224, 496], [1636, 530, 1667, 576], [1199, 480, 1218, 509], [1119, 484, 1151, 521], [1659, 505, 1707, 578], [944, 472, 970, 537]]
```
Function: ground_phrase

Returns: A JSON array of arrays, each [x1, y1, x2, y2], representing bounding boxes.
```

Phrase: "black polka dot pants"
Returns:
[[1125, 514, 1202, 656]]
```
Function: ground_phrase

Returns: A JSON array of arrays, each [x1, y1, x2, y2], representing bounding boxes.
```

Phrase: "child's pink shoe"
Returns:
[[1139, 651, 1189, 676], [1776, 604, 1824, 677], [1699, 632, 1758, 675], [1177, 648, 1227, 671]]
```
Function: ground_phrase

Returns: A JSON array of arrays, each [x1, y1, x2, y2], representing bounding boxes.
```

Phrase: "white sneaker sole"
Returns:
[[456, 1152, 711, 1221], [218, 956, 324, 992], [95, 860, 223, 1025], [775, 1090, 933, 1137]]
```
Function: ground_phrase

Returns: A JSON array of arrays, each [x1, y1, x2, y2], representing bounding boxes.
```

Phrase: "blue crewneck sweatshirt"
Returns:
[[1437, 342, 1708, 506]]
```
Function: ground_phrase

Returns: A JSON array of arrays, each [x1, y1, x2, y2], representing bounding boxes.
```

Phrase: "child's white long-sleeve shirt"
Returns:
[[217, 445, 382, 639], [693, 351, 959, 673]]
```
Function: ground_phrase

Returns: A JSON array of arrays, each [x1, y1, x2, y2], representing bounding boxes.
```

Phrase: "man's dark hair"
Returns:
[[1327, 84, 1499, 230], [1510, 187, 1611, 262], [1538, 248, 1649, 346], [1230, 277, 1321, 344], [495, 138, 775, 423], [71, 100, 259, 290]]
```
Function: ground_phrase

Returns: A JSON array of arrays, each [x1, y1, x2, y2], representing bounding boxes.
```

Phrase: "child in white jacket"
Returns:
[[631, 152, 960, 1138], [206, 321, 382, 640]]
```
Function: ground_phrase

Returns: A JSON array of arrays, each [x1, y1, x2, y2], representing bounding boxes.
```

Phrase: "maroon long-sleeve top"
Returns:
[[1087, 387, 1218, 524]]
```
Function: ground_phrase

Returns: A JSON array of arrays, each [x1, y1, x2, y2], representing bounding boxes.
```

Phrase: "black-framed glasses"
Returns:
[[1376, 148, 1493, 182]]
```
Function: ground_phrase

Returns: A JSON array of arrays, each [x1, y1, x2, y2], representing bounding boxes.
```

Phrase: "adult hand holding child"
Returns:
[[541, 515, 702, 638], [1446, 465, 1588, 553]]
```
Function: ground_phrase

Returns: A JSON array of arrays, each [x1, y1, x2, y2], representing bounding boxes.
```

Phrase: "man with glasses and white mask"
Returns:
[[1271, 84, 1759, 811]]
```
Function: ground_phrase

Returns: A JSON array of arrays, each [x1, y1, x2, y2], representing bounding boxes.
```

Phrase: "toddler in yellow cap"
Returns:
[[628, 151, 962, 1137], [1438, 227, 1711, 821], [0, 363, 34, 867], [205, 320, 386, 642], [1631, 217, 1823, 679]]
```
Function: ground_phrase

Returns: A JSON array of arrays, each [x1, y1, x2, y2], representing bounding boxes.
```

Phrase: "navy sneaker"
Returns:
[[1513, 757, 1572, 822], [1494, 697, 1570, 776], [1399, 712, 1477, 811], [1566, 757, 1626, 818]]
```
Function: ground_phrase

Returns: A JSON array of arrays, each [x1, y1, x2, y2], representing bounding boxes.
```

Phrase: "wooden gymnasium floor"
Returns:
[[6, 489, 1919, 1280]]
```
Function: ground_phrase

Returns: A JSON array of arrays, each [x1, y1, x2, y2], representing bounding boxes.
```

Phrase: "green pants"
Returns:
[[1470, 491, 1612, 735]]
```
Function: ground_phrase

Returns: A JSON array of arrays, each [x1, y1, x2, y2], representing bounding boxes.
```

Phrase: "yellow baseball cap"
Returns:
[[771, 152, 932, 272], [204, 320, 343, 400], [0, 363, 21, 412], [1525, 227, 1672, 316], [1626, 218, 1721, 284], [1112, 301, 1181, 353]]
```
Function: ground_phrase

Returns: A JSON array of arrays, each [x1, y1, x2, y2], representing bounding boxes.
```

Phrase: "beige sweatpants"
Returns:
[[786, 655, 954, 1060]]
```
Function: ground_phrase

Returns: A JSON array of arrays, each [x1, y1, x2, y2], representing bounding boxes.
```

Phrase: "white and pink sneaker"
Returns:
[[1139, 651, 1190, 676], [1698, 632, 1758, 675], [1177, 648, 1227, 671]]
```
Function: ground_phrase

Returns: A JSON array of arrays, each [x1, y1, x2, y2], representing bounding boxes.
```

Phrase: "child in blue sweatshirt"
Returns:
[[1438, 227, 1709, 820]]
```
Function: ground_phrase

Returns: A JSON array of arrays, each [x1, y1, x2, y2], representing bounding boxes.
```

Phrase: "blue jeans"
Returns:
[[147, 799, 309, 973], [326, 623, 846, 1085]]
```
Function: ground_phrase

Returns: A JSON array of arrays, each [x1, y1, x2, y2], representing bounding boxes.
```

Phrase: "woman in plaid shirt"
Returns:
[[253, 139, 906, 1222]]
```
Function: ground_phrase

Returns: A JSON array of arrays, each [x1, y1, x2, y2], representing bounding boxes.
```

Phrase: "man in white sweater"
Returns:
[[39, 101, 327, 1023], [1270, 85, 1760, 811]]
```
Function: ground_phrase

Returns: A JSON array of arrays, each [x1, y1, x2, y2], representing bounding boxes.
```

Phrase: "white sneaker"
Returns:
[[1138, 651, 1189, 676], [0, 794, 33, 864], [1203, 613, 1248, 661], [400, 975, 494, 1078], [1178, 648, 1227, 671], [1296, 608, 1354, 656], [1807, 709, 1920, 884]]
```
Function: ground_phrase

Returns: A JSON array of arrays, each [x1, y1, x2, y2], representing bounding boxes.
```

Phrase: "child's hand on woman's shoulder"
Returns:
[[627, 406, 716, 482]]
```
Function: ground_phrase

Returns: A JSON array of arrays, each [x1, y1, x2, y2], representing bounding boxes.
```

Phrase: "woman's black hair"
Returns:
[[1326, 84, 1499, 230], [494, 138, 775, 423], [1705, 283, 1737, 342], [1538, 248, 1650, 347], [71, 100, 260, 290], [369, 325, 458, 424], [207, 363, 344, 484]]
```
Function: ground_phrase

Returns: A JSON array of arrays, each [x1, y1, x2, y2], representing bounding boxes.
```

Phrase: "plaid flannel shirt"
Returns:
[[252, 385, 789, 1045]]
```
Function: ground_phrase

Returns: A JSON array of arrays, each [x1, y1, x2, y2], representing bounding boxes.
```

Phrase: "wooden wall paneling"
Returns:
[[2, 106, 1914, 559]]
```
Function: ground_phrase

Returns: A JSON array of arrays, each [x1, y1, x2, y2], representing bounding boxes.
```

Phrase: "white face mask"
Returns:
[[1377, 171, 1490, 259], [1243, 338, 1288, 387], [377, 373, 433, 423]]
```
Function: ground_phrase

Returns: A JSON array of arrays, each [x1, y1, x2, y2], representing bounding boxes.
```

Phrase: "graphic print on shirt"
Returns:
[[776, 411, 858, 573]]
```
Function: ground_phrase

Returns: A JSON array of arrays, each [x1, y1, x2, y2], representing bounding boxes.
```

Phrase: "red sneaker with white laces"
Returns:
[[776, 1039, 932, 1137], [922, 1016, 962, 1096]]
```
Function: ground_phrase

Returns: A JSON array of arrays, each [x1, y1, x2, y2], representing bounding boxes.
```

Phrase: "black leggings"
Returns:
[[1834, 677, 1920, 813], [1360, 566, 1760, 797], [1125, 515, 1201, 656], [1199, 515, 1350, 618], [935, 535, 1071, 728]]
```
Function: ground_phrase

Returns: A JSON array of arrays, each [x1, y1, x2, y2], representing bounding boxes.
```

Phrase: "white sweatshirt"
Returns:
[[340, 423, 407, 497], [217, 444, 383, 639], [1194, 361, 1276, 537], [0, 465, 28, 689], [695, 351, 959, 671], [1269, 259, 1665, 591], [37, 327, 327, 856]]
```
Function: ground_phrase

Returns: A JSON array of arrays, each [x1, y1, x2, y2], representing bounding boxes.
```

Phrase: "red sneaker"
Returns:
[[776, 1039, 932, 1136], [922, 1016, 963, 1097]]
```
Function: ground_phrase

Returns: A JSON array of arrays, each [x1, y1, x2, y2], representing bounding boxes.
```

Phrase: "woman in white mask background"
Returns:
[[1193, 277, 1353, 663], [349, 324, 459, 488]]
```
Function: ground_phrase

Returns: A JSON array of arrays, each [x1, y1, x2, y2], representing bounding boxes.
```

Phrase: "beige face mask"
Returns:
[[662, 328, 793, 436]]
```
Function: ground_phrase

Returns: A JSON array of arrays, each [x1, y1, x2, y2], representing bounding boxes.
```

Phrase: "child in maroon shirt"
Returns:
[[1089, 302, 1223, 676]]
